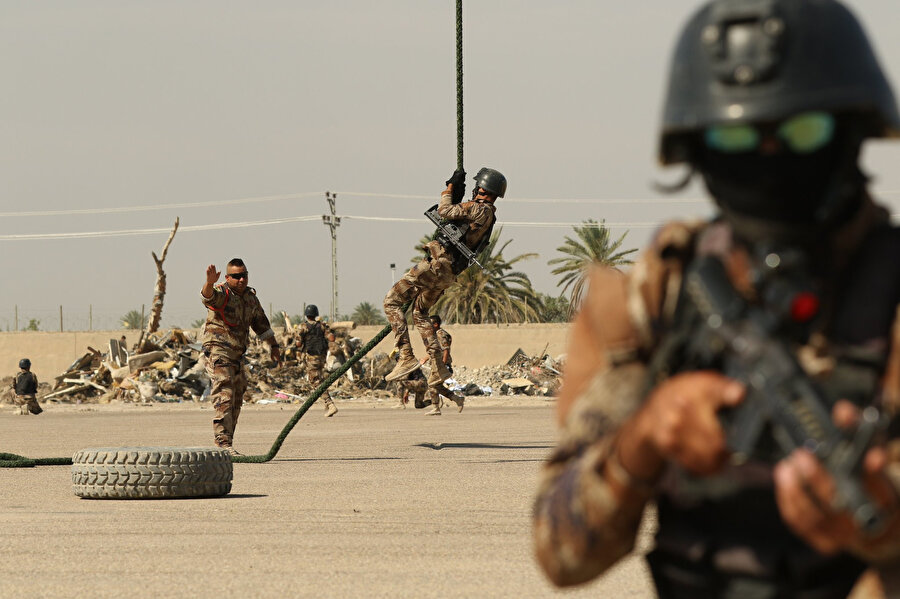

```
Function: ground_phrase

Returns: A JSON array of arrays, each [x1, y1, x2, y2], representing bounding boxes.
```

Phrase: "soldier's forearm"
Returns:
[[201, 282, 214, 299]]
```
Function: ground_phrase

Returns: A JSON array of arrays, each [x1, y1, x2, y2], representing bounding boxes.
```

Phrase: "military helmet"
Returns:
[[473, 167, 507, 198], [659, 0, 900, 165], [19, 358, 31, 369], [305, 305, 319, 318]]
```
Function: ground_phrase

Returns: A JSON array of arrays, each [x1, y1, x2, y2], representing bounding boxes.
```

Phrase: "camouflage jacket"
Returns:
[[201, 283, 274, 362], [533, 204, 900, 588], [436, 328, 452, 365]]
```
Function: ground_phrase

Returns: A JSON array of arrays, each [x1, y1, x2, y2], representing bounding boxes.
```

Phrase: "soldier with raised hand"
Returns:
[[295, 304, 338, 417], [533, 1, 900, 596], [201, 258, 280, 456], [384, 168, 506, 391], [12, 358, 41, 416]]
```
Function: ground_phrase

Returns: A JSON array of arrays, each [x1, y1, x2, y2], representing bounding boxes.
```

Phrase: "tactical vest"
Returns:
[[648, 223, 900, 599], [304, 322, 328, 356], [15, 372, 37, 396]]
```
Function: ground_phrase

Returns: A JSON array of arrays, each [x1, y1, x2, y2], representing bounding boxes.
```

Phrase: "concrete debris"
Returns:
[[1, 328, 565, 406]]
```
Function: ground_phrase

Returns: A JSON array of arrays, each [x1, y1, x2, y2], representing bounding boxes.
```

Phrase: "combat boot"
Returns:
[[426, 397, 442, 416], [414, 396, 432, 409], [27, 401, 43, 415], [384, 360, 419, 382], [450, 393, 465, 413], [324, 398, 338, 417]]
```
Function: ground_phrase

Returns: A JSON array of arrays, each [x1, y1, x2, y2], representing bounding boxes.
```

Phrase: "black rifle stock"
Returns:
[[653, 255, 886, 534]]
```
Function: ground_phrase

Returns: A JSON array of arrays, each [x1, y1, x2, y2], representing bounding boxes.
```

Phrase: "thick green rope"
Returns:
[[456, 0, 464, 171], [232, 320, 396, 463], [0, 453, 71, 468]]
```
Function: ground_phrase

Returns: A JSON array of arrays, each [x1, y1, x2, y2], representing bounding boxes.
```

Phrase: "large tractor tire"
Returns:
[[72, 447, 232, 499]]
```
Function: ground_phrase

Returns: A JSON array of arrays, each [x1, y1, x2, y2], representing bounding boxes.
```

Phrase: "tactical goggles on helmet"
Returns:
[[226, 271, 249, 280], [704, 111, 836, 155]]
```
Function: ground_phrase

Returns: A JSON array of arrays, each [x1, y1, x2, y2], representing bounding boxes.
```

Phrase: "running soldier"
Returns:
[[423, 314, 464, 416], [12, 358, 41, 415], [295, 304, 338, 417], [201, 259, 280, 456], [384, 168, 506, 388]]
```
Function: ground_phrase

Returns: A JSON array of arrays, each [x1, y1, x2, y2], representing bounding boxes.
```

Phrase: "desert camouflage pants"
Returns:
[[206, 356, 248, 447], [305, 353, 331, 400], [384, 247, 456, 361], [14, 394, 42, 415], [398, 377, 428, 406], [426, 382, 455, 406]]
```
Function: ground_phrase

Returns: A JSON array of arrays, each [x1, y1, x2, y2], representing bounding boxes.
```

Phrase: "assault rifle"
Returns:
[[424, 204, 487, 273], [648, 254, 886, 534]]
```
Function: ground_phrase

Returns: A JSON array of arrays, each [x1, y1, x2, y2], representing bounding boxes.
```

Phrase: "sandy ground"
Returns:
[[0, 396, 656, 599]]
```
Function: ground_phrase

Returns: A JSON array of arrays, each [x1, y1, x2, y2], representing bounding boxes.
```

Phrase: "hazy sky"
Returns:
[[5, 0, 900, 331]]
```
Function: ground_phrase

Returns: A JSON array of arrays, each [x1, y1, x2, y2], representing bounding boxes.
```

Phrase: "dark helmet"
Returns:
[[305, 305, 319, 319], [660, 0, 900, 166], [473, 167, 507, 198], [19, 358, 31, 370]]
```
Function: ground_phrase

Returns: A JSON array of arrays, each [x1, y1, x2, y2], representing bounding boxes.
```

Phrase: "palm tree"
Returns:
[[548, 219, 637, 313], [351, 301, 387, 325], [121, 310, 148, 330], [430, 228, 541, 324]]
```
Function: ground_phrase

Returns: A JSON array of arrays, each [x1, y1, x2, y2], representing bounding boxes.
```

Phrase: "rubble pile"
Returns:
[[447, 348, 564, 397], [2, 332, 564, 406]]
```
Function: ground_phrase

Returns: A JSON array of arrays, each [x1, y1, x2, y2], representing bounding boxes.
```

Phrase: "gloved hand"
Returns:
[[445, 169, 466, 188]]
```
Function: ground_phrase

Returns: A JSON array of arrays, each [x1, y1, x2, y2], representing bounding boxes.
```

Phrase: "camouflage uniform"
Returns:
[[384, 190, 495, 370], [425, 327, 463, 412], [397, 368, 430, 409], [533, 215, 900, 594], [13, 370, 41, 415], [201, 283, 275, 448], [296, 319, 337, 415]]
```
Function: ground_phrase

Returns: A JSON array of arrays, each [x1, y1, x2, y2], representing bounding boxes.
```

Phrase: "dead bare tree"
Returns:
[[138, 218, 179, 351]]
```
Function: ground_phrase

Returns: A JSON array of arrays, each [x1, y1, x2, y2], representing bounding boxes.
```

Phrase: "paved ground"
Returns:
[[0, 397, 656, 599]]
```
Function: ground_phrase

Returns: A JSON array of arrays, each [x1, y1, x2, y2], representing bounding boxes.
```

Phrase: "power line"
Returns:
[[0, 215, 321, 241], [0, 192, 322, 218], [6, 188, 900, 219], [7, 209, 900, 241]]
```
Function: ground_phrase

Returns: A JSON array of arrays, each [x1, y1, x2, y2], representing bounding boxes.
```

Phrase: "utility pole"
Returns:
[[322, 191, 341, 321]]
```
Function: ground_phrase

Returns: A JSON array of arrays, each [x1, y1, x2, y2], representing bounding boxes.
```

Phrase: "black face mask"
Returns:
[[697, 125, 864, 227]]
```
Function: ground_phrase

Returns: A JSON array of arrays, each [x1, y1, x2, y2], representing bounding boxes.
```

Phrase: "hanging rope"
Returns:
[[456, 0, 464, 170]]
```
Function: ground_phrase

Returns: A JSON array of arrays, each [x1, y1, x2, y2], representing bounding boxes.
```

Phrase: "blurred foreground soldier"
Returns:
[[423, 314, 464, 416], [201, 259, 280, 456], [296, 304, 338, 417], [13, 358, 41, 415], [384, 168, 505, 384], [533, 1, 900, 597]]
